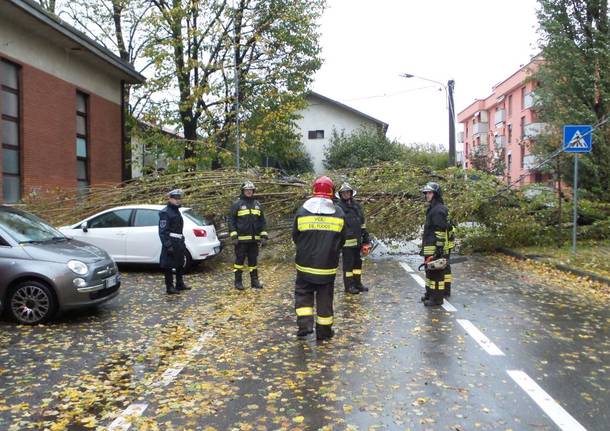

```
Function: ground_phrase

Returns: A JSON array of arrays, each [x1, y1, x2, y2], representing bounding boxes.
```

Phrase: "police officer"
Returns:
[[159, 189, 190, 295], [293, 176, 346, 340], [229, 181, 268, 290], [336, 182, 371, 294], [420, 182, 452, 306]]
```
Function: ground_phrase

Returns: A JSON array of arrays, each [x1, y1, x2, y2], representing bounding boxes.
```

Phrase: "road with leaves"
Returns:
[[1, 253, 608, 430]]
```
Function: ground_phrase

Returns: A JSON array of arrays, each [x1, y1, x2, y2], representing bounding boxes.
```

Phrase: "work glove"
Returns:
[[434, 246, 445, 259], [260, 237, 269, 247], [360, 243, 372, 257]]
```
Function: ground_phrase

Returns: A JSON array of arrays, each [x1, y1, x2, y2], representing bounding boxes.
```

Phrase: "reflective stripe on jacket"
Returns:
[[336, 198, 370, 248], [229, 196, 267, 242], [422, 199, 449, 257], [292, 204, 346, 284]]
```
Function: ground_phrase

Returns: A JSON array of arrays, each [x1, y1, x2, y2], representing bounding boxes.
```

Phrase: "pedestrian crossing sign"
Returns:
[[563, 125, 592, 153]]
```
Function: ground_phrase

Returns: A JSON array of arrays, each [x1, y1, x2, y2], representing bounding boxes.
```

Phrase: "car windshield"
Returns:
[[0, 208, 65, 243], [183, 209, 210, 226]]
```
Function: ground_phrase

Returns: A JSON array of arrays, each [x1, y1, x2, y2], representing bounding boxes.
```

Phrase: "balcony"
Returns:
[[523, 154, 539, 170], [458, 131, 464, 143], [523, 122, 548, 138], [494, 109, 506, 125], [473, 122, 489, 135], [494, 135, 507, 148], [524, 92, 540, 110]]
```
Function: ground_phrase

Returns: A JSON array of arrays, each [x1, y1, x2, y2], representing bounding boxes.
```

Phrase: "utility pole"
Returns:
[[447, 79, 456, 166], [233, 0, 240, 171]]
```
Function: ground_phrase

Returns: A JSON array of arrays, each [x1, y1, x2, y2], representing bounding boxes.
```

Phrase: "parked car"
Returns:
[[59, 205, 222, 270], [0, 205, 120, 324]]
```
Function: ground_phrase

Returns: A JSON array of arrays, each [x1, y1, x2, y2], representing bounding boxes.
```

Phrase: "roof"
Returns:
[[2, 0, 145, 84], [307, 91, 389, 134]]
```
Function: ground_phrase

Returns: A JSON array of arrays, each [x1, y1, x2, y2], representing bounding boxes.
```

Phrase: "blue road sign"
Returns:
[[563, 125, 592, 153]]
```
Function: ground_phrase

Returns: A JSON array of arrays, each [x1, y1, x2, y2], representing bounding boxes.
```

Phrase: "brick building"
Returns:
[[457, 56, 546, 185], [0, 0, 144, 203]]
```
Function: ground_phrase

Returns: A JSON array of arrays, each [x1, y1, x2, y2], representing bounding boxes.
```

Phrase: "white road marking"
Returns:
[[507, 370, 587, 431], [107, 403, 148, 431], [398, 262, 456, 312], [399, 261, 414, 272], [107, 330, 216, 430], [457, 319, 505, 356]]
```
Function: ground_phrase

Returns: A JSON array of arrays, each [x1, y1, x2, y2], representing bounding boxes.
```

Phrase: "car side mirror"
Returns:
[[81, 222, 88, 233]]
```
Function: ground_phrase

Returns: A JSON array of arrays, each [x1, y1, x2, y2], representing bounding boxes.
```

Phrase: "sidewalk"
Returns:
[[497, 240, 610, 286]]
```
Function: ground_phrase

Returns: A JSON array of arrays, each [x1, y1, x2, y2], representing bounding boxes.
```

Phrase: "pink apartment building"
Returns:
[[457, 56, 547, 185]]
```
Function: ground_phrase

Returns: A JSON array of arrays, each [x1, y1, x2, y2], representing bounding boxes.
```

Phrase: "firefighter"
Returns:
[[335, 182, 371, 294], [420, 182, 452, 306], [292, 176, 346, 340], [229, 181, 268, 290], [159, 189, 190, 295]]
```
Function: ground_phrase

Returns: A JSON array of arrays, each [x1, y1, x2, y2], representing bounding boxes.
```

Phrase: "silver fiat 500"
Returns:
[[0, 205, 120, 324]]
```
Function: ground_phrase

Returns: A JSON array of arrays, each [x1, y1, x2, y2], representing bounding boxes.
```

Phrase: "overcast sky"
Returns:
[[312, 0, 540, 149]]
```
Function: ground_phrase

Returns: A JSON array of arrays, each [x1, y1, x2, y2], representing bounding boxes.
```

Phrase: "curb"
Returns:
[[496, 247, 610, 286]]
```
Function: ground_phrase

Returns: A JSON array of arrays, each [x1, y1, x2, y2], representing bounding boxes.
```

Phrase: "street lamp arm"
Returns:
[[399, 73, 446, 89]]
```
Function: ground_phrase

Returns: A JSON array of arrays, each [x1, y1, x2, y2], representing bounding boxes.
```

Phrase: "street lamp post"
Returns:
[[400, 73, 457, 166]]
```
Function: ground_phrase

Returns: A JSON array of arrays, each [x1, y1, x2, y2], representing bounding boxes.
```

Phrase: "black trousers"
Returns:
[[342, 247, 362, 288], [164, 267, 184, 288], [234, 242, 259, 274], [425, 265, 448, 301], [295, 278, 334, 338]]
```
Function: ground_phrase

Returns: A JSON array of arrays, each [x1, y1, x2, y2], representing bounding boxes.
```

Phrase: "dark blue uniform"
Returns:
[[159, 203, 186, 290]]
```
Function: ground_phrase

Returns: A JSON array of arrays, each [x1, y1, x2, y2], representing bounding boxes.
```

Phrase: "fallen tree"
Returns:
[[21, 162, 610, 252]]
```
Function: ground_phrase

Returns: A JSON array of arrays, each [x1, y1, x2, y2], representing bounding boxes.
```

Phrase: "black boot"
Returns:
[[423, 291, 443, 306], [165, 271, 180, 294], [234, 271, 244, 290], [166, 285, 180, 295], [420, 286, 431, 302], [296, 327, 314, 338], [354, 275, 368, 292], [345, 278, 360, 295], [175, 276, 191, 291], [250, 270, 263, 289]]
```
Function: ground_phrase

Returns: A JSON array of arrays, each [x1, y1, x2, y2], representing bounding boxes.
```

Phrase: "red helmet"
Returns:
[[312, 176, 334, 199]]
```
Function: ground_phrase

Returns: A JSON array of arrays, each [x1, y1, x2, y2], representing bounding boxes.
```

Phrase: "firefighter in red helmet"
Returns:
[[292, 176, 346, 340]]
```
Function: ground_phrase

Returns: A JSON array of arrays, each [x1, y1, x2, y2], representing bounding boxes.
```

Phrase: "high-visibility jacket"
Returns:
[[292, 199, 346, 284], [336, 198, 370, 248], [421, 199, 454, 257], [229, 196, 268, 243]]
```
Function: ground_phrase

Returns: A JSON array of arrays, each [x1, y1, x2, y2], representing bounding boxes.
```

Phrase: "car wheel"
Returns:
[[183, 251, 194, 272], [8, 281, 57, 325]]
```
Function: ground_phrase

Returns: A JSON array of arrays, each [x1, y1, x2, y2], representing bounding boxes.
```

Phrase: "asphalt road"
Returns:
[[0, 254, 608, 431]]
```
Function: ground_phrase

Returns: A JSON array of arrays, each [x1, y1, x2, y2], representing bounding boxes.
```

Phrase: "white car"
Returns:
[[59, 205, 222, 269]]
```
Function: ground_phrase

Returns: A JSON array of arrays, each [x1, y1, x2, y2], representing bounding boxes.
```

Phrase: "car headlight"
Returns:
[[67, 260, 89, 276]]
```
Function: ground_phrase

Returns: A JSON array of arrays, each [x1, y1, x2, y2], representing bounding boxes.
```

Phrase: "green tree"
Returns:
[[323, 127, 405, 170], [324, 128, 450, 170], [534, 0, 610, 198], [144, 0, 325, 167]]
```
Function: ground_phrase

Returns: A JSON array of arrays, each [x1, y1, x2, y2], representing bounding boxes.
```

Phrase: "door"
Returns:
[[125, 209, 162, 263], [75, 209, 132, 261]]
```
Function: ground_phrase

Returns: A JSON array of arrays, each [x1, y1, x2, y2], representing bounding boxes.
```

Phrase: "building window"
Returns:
[[507, 124, 512, 143], [308, 130, 324, 139], [520, 116, 525, 139], [1, 60, 21, 203], [520, 145, 525, 169], [76, 92, 89, 191], [521, 87, 526, 110], [465, 125, 468, 137], [508, 95, 513, 116], [507, 154, 512, 179]]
